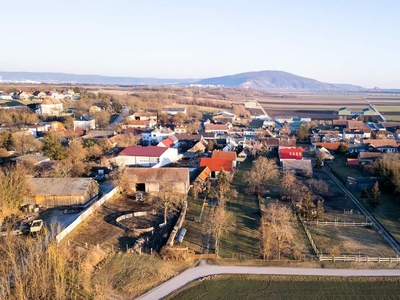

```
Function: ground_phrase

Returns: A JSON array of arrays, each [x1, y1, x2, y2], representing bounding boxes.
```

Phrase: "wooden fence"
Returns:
[[303, 220, 373, 227], [297, 213, 321, 257], [56, 187, 119, 243], [319, 255, 400, 262]]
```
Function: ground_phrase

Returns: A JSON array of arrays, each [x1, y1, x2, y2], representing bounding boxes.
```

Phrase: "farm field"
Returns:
[[257, 93, 400, 121], [368, 98, 400, 121], [167, 274, 400, 300], [258, 94, 369, 120]]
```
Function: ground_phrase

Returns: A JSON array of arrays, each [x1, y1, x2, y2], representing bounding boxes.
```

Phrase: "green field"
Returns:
[[219, 159, 261, 258], [167, 275, 400, 300]]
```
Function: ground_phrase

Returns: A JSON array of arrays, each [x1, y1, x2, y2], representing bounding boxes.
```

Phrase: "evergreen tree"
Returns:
[[360, 188, 368, 200], [301, 192, 314, 220], [316, 199, 325, 220], [336, 143, 348, 155], [368, 182, 381, 210], [42, 132, 66, 160]]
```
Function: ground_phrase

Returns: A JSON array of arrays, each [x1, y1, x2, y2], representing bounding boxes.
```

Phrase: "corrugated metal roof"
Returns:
[[28, 178, 96, 196]]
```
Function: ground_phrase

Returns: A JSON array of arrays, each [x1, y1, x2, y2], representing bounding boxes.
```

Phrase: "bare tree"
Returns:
[[310, 179, 329, 195], [262, 202, 294, 260], [0, 225, 82, 300], [156, 182, 183, 224], [258, 215, 274, 260], [91, 110, 111, 129], [116, 133, 140, 147], [281, 172, 297, 199], [246, 157, 278, 195], [11, 132, 42, 155], [66, 139, 88, 163], [0, 164, 31, 222], [210, 203, 234, 257]]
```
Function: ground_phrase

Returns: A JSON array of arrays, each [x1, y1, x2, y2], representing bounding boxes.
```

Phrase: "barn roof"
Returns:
[[28, 178, 97, 196], [124, 167, 189, 183]]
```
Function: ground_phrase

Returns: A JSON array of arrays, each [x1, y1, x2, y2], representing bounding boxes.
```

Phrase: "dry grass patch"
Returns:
[[92, 253, 192, 299], [308, 226, 397, 257]]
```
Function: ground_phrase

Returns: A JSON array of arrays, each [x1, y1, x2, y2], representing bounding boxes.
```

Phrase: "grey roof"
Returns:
[[28, 178, 97, 196], [12, 154, 50, 165], [282, 159, 313, 174], [124, 167, 189, 183]]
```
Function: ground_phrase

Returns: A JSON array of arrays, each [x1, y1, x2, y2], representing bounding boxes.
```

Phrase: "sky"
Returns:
[[1, 0, 400, 88]]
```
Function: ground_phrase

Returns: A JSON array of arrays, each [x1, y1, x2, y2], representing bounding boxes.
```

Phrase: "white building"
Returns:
[[141, 126, 175, 145], [116, 146, 179, 167], [73, 115, 96, 130], [38, 98, 63, 116]]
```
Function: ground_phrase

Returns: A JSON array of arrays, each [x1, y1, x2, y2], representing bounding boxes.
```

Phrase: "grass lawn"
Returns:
[[180, 195, 205, 254], [94, 253, 191, 299], [328, 156, 364, 183], [219, 159, 261, 259], [166, 274, 400, 300], [373, 193, 400, 244], [308, 225, 397, 257], [328, 156, 400, 247]]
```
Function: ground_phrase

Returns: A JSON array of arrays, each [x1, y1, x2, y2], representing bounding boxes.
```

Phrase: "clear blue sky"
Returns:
[[1, 0, 399, 88]]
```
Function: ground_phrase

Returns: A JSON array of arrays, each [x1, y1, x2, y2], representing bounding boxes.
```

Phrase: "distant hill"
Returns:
[[0, 70, 366, 91], [0, 71, 195, 86], [194, 70, 364, 91]]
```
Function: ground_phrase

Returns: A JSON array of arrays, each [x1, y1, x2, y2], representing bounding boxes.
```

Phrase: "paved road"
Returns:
[[136, 263, 400, 300], [325, 169, 400, 255], [364, 96, 386, 122]]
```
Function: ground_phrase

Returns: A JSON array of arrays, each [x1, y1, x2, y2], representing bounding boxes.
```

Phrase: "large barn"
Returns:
[[124, 168, 190, 194], [24, 178, 99, 208]]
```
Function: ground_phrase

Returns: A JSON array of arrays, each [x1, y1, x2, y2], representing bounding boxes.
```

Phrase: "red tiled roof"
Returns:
[[363, 139, 398, 148], [347, 120, 366, 129], [127, 120, 150, 126], [211, 151, 237, 160], [200, 158, 233, 172], [263, 138, 279, 147], [119, 146, 167, 157], [344, 128, 371, 133], [315, 142, 343, 151], [347, 158, 360, 166], [358, 152, 382, 159], [159, 136, 176, 148], [279, 147, 303, 160], [61, 129, 85, 138], [205, 124, 229, 131], [198, 166, 211, 181]]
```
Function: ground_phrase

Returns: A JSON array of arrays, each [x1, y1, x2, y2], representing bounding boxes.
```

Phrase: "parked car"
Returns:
[[30, 219, 44, 234]]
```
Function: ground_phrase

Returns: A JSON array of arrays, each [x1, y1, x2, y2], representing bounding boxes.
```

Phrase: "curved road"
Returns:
[[136, 264, 400, 300]]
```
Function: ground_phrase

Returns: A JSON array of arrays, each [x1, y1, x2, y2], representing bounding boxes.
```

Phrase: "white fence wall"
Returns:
[[56, 187, 119, 243]]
